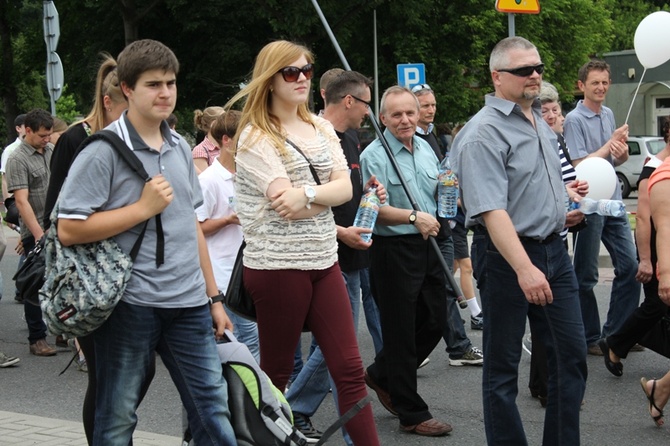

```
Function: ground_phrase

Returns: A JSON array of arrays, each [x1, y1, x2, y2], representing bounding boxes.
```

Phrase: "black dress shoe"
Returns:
[[598, 338, 623, 377]]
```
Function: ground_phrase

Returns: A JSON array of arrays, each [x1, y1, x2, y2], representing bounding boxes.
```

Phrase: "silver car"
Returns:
[[617, 136, 666, 198]]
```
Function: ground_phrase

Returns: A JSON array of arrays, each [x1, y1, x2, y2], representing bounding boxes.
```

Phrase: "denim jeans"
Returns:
[[359, 268, 383, 354], [224, 304, 260, 363], [343, 269, 362, 330], [474, 232, 587, 446], [438, 236, 472, 357], [572, 214, 640, 345], [93, 301, 236, 446]]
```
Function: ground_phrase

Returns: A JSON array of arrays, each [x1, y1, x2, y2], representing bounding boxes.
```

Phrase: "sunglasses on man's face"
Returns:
[[278, 64, 314, 82], [497, 63, 545, 77]]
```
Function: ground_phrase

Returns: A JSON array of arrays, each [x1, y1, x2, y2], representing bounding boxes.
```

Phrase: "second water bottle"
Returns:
[[353, 187, 381, 242], [437, 156, 458, 218]]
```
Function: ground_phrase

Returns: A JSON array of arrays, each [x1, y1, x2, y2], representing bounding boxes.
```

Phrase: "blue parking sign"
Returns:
[[397, 63, 426, 89]]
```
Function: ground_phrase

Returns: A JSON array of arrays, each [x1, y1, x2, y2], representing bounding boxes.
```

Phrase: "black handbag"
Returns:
[[4, 196, 19, 226], [13, 237, 46, 306], [224, 241, 308, 332], [224, 241, 255, 320]]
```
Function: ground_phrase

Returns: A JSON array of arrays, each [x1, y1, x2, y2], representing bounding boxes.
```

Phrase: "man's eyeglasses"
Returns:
[[277, 63, 314, 82], [342, 94, 371, 107], [497, 64, 545, 77], [411, 84, 432, 93]]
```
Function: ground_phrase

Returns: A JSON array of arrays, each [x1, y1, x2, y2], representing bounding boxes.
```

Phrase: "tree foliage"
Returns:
[[0, 0, 665, 143]]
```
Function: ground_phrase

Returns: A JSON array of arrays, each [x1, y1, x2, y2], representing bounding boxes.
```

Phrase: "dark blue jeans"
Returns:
[[93, 301, 235, 445], [473, 231, 587, 446], [438, 236, 473, 357]]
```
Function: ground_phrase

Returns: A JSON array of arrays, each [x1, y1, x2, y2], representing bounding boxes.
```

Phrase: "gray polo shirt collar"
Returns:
[[112, 111, 178, 152], [485, 93, 542, 119], [574, 100, 599, 118]]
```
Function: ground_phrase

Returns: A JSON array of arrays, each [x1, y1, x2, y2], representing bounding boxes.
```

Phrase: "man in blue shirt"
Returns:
[[563, 60, 640, 357], [361, 86, 451, 437]]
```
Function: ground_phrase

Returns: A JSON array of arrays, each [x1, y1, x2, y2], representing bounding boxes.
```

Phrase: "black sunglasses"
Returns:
[[342, 94, 371, 107], [497, 63, 545, 77], [278, 63, 314, 82]]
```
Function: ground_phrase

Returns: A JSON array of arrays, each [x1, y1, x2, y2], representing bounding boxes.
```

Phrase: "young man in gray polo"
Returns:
[[56, 39, 235, 445]]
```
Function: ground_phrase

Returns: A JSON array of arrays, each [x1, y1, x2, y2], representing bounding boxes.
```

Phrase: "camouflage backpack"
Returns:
[[39, 130, 158, 337]]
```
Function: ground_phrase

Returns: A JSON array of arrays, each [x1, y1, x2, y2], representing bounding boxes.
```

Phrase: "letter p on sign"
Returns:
[[397, 64, 426, 89]]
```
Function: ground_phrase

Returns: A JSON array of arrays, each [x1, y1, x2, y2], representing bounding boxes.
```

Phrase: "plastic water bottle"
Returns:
[[437, 157, 458, 218], [571, 197, 626, 217], [353, 187, 381, 242]]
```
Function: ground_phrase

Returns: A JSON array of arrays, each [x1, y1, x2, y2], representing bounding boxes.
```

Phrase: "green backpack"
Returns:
[[183, 331, 371, 445], [218, 330, 308, 445]]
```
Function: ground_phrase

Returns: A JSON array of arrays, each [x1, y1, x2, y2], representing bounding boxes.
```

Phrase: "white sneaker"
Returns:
[[418, 357, 430, 368], [0, 351, 20, 367]]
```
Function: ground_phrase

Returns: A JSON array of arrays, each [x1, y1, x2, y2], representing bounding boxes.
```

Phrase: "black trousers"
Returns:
[[366, 234, 447, 426], [608, 277, 668, 358], [639, 315, 670, 358]]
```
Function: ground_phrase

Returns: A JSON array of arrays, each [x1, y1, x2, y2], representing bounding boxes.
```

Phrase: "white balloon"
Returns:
[[574, 157, 617, 200], [634, 11, 670, 69]]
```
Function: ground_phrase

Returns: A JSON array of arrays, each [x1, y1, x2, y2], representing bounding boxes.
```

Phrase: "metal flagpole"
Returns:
[[310, 0, 462, 299]]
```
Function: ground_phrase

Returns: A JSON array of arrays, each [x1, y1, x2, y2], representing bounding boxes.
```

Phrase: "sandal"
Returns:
[[640, 377, 665, 427]]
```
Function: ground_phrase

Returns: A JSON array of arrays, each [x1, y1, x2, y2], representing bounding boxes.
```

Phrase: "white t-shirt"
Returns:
[[1, 138, 22, 174], [195, 158, 243, 293]]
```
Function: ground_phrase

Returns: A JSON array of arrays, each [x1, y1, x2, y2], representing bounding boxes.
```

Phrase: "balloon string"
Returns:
[[625, 67, 647, 125]]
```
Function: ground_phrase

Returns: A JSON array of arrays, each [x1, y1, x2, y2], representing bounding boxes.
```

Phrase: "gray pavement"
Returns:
[[2, 202, 670, 445]]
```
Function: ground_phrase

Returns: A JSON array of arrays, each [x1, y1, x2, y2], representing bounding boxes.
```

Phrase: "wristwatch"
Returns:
[[208, 291, 225, 305], [408, 210, 417, 225], [304, 185, 316, 209]]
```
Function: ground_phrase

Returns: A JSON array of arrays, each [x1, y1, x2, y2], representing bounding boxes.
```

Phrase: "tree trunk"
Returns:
[[118, 0, 162, 46], [0, 0, 19, 144]]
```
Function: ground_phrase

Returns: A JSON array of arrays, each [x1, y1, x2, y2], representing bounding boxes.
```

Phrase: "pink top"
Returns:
[[192, 137, 220, 166]]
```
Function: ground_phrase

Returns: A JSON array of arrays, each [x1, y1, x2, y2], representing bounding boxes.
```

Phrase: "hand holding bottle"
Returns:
[[569, 197, 626, 217]]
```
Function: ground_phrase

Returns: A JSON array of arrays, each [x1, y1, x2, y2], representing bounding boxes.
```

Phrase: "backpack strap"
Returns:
[[313, 395, 372, 446], [74, 130, 164, 266]]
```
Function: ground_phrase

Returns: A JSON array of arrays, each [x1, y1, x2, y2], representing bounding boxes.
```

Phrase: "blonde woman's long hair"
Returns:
[[225, 40, 315, 156]]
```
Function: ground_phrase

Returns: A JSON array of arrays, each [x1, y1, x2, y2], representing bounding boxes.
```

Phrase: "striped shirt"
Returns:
[[558, 134, 576, 239]]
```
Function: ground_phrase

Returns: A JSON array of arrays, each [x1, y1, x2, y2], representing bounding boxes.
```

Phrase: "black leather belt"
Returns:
[[518, 233, 560, 244]]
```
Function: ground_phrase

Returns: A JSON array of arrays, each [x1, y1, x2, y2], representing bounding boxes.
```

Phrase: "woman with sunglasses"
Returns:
[[226, 40, 380, 445]]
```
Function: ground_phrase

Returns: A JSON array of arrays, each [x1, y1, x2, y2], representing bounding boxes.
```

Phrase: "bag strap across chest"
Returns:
[[73, 130, 164, 266]]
